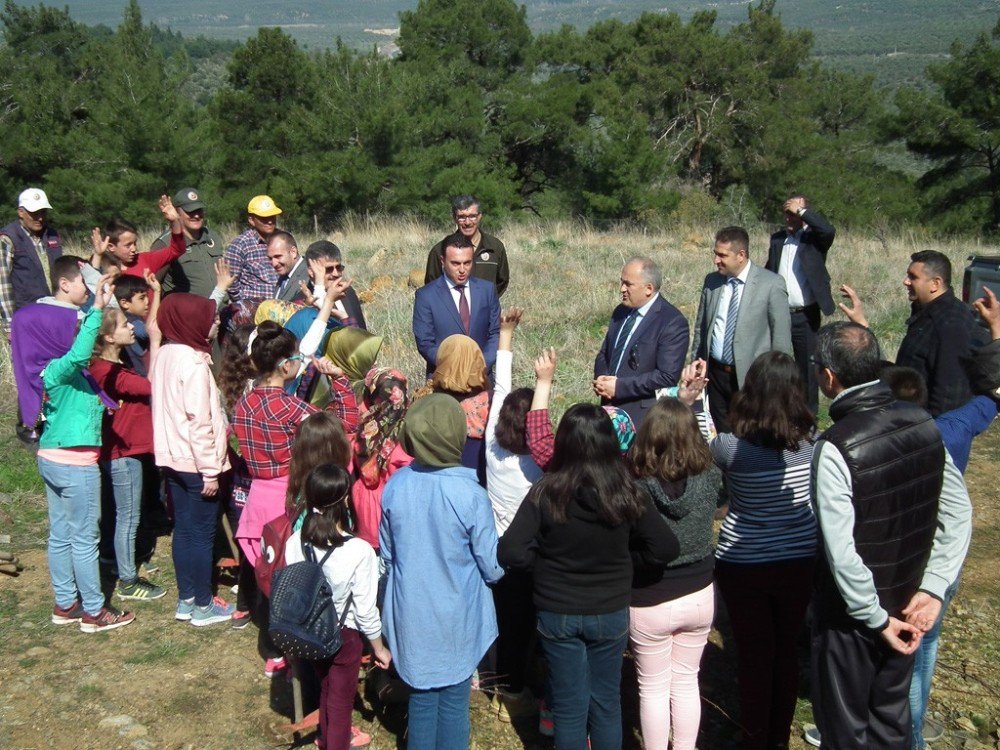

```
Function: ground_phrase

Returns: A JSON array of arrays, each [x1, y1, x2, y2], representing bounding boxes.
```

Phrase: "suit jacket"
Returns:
[[413, 275, 500, 375], [275, 259, 311, 303], [593, 295, 689, 427], [692, 263, 793, 386], [765, 208, 836, 315]]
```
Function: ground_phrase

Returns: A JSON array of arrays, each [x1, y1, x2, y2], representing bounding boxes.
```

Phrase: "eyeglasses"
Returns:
[[455, 212, 481, 223], [277, 353, 306, 368]]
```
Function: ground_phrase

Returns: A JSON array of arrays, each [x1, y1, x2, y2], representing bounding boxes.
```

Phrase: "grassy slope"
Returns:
[[0, 220, 997, 749]]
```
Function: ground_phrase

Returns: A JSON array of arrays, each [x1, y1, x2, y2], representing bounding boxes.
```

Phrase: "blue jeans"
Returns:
[[107, 457, 143, 583], [909, 579, 959, 749], [537, 608, 630, 750], [407, 677, 472, 750], [165, 469, 219, 606], [38, 457, 104, 615]]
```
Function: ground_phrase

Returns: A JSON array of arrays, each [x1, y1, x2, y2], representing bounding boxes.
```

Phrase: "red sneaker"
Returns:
[[52, 600, 86, 626], [80, 606, 135, 633]]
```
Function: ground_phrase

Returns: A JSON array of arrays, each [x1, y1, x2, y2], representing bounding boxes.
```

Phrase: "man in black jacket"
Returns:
[[895, 250, 983, 416], [765, 195, 835, 412]]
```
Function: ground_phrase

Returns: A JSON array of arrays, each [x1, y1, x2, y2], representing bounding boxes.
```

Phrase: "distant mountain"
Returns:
[[27, 0, 1000, 86]]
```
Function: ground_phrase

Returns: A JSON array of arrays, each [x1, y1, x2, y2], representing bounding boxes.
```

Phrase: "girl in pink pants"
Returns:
[[627, 399, 726, 750]]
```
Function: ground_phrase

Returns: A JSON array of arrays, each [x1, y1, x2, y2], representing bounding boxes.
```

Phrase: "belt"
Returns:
[[709, 358, 735, 374], [789, 303, 818, 314]]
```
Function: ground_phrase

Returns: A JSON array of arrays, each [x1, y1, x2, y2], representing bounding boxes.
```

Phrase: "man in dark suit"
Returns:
[[413, 232, 500, 377], [593, 256, 689, 427], [302, 240, 367, 329], [765, 195, 836, 412], [692, 226, 792, 432], [267, 230, 310, 303], [424, 195, 510, 296]]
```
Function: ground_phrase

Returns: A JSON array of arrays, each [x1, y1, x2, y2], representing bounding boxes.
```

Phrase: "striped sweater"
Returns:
[[711, 433, 817, 564]]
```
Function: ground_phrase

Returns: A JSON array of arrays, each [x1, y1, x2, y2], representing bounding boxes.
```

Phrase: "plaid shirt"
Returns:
[[232, 378, 359, 479], [896, 290, 984, 417], [224, 228, 277, 303], [526, 409, 555, 472]]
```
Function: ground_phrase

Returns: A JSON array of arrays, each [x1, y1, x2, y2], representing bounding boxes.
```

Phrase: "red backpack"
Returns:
[[256, 513, 294, 598]]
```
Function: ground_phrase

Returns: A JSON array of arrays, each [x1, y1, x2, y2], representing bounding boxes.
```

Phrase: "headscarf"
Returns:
[[402, 393, 466, 468], [602, 405, 636, 454], [11, 303, 80, 427], [254, 299, 299, 326], [431, 334, 489, 394], [284, 306, 341, 356], [158, 293, 216, 354], [355, 367, 409, 487], [325, 326, 383, 392]]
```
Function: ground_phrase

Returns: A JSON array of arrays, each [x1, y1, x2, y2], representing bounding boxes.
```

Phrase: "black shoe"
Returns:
[[15, 423, 40, 447]]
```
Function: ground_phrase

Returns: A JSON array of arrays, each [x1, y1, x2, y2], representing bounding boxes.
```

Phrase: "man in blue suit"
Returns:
[[593, 256, 689, 427], [413, 232, 501, 377]]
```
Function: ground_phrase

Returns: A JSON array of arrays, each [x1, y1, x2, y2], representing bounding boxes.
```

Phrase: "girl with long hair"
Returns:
[[499, 403, 678, 750], [90, 305, 165, 602], [711, 351, 818, 750], [627, 398, 725, 750]]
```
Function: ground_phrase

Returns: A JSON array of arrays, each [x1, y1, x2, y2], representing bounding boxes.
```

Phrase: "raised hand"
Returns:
[[838, 284, 869, 328], [214, 258, 234, 292], [158, 194, 180, 223], [534, 347, 557, 383]]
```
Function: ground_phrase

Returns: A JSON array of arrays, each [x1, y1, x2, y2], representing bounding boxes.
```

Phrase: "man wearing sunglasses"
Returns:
[[152, 187, 225, 299], [300, 240, 367, 330]]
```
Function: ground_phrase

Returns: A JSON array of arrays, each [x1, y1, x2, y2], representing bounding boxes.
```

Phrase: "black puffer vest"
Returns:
[[814, 381, 944, 627]]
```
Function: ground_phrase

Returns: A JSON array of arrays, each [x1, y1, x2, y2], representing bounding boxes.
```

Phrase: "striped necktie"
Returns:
[[722, 277, 741, 365]]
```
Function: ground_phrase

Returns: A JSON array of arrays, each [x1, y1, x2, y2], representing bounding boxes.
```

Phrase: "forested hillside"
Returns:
[[1, 0, 998, 236]]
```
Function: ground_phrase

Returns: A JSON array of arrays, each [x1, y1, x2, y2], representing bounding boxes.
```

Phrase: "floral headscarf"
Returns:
[[254, 299, 300, 326], [602, 405, 636, 454], [354, 367, 409, 487]]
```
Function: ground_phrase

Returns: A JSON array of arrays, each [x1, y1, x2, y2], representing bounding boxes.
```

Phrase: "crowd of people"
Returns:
[[2, 185, 999, 750]]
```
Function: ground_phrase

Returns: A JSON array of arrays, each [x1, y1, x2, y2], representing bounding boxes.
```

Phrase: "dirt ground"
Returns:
[[1, 426, 997, 750]]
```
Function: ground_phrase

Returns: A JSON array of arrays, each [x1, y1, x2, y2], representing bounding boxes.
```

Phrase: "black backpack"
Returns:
[[268, 539, 353, 661]]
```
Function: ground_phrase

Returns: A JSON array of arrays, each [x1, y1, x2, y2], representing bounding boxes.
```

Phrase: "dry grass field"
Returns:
[[0, 218, 997, 750]]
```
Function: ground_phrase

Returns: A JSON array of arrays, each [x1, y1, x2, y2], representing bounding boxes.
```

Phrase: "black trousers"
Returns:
[[790, 304, 822, 414], [492, 569, 536, 694], [811, 620, 915, 750], [707, 358, 740, 434]]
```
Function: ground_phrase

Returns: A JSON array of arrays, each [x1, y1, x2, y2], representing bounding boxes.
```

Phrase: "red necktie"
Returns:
[[456, 284, 471, 334]]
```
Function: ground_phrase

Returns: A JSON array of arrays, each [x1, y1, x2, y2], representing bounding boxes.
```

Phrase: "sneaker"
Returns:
[[175, 598, 195, 621], [80, 606, 135, 633], [923, 717, 945, 743], [538, 700, 554, 737], [803, 724, 822, 747], [51, 600, 86, 625], [231, 609, 252, 630], [494, 688, 537, 723], [350, 726, 371, 748], [117, 578, 166, 601], [140, 561, 160, 576], [190, 596, 235, 627], [265, 656, 288, 678]]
